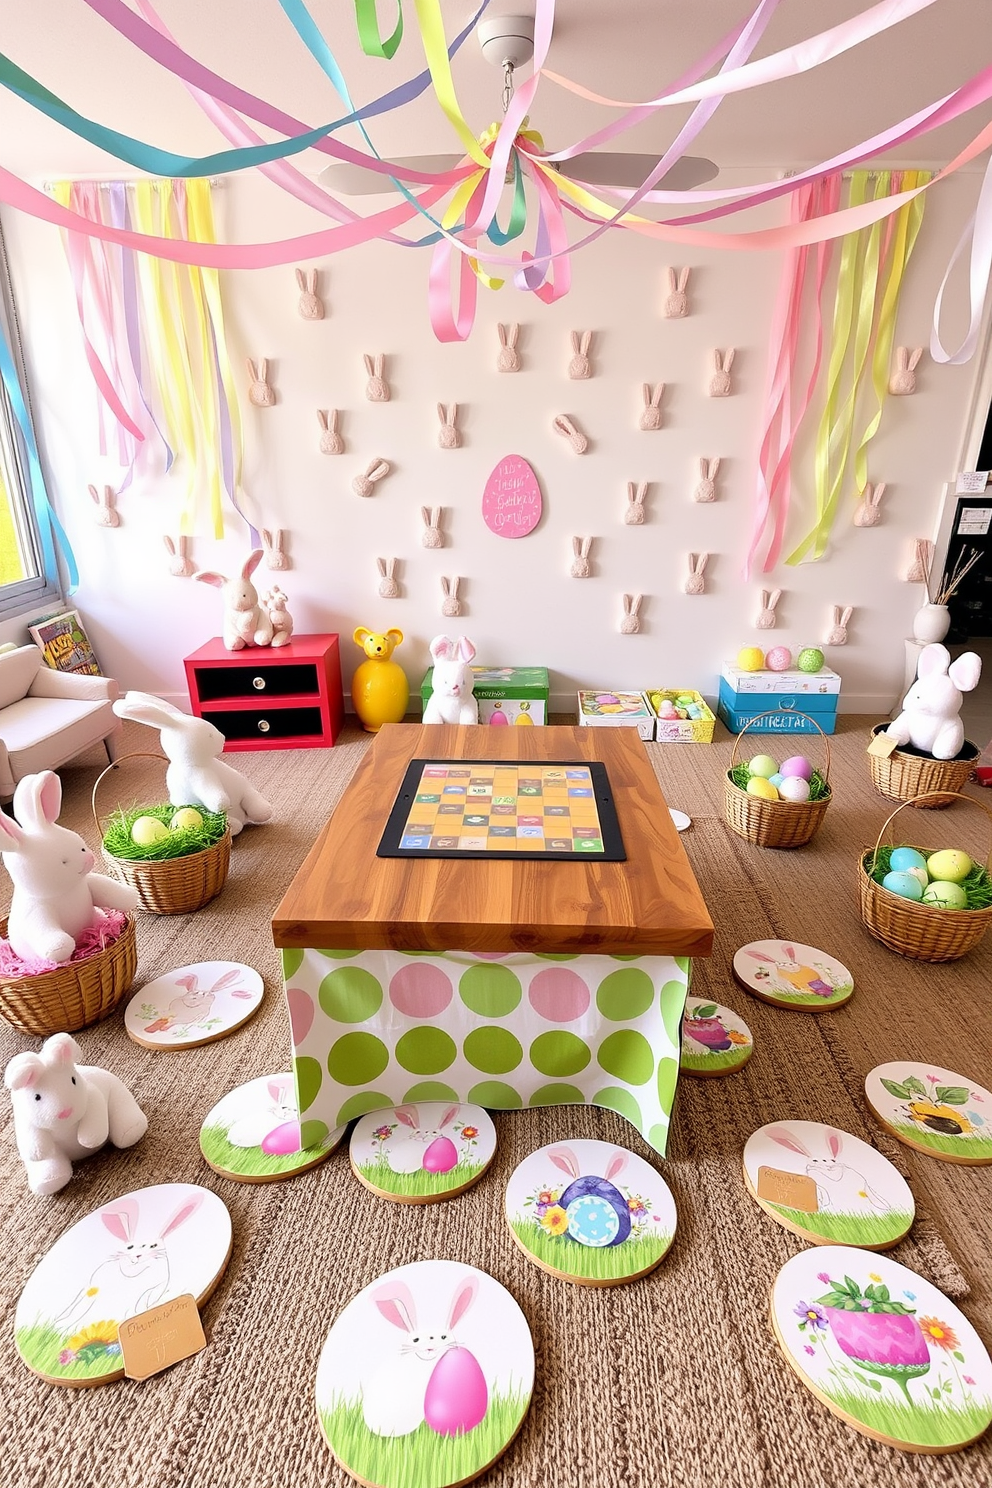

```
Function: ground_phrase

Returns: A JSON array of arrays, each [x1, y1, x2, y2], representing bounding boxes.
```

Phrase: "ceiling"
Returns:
[[0, 1, 989, 184]]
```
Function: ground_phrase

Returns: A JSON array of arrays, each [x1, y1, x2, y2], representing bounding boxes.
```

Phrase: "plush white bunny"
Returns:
[[262, 586, 294, 647], [422, 636, 479, 725], [886, 643, 982, 760], [0, 772, 138, 964], [193, 549, 274, 650], [112, 691, 273, 834], [5, 1033, 147, 1196]]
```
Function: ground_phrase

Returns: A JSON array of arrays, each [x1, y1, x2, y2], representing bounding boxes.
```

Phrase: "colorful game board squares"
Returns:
[[459, 836, 488, 849], [517, 826, 544, 838], [423, 767, 448, 777], [438, 803, 464, 815], [415, 792, 441, 804], [566, 769, 588, 779], [545, 805, 569, 816], [518, 815, 542, 827], [573, 826, 599, 838], [464, 814, 489, 826], [401, 835, 431, 849], [492, 804, 516, 816], [469, 785, 492, 796], [547, 838, 573, 851], [493, 795, 517, 805], [447, 768, 471, 777], [489, 825, 516, 837], [574, 839, 604, 851], [442, 785, 466, 795], [405, 822, 434, 834], [568, 787, 594, 797], [430, 836, 459, 849]]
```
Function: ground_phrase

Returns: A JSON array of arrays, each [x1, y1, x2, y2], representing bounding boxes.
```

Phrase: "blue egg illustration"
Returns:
[[558, 1176, 631, 1247]]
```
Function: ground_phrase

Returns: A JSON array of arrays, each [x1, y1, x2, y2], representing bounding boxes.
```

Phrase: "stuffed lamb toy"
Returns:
[[0, 772, 138, 964], [422, 636, 479, 725], [112, 692, 273, 835], [5, 1033, 147, 1195], [886, 643, 982, 760]]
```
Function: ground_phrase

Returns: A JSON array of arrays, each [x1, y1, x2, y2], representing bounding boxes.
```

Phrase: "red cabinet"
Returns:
[[184, 635, 344, 751]]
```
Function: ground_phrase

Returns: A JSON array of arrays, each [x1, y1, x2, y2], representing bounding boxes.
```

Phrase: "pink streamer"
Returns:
[[931, 145, 992, 365]]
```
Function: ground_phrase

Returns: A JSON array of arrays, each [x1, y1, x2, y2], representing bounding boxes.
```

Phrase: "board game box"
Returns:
[[420, 666, 549, 725]]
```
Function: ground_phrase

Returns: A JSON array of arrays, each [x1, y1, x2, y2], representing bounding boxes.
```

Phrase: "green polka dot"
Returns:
[[648, 1122, 669, 1154], [609, 954, 640, 961], [592, 1086, 643, 1129], [597, 1030, 654, 1085], [530, 1083, 585, 1106], [336, 1091, 393, 1125], [318, 968, 383, 1023], [299, 1119, 330, 1150], [459, 964, 522, 1017], [317, 949, 362, 959], [463, 1028, 522, 1074], [661, 981, 687, 1045], [657, 1056, 679, 1112], [675, 956, 690, 976], [596, 968, 654, 1021], [529, 1031, 590, 1078], [468, 1081, 522, 1109], [536, 953, 578, 961], [403, 1081, 459, 1103], [327, 1033, 389, 1086], [395, 1028, 456, 1075], [282, 948, 304, 979], [294, 1056, 322, 1112]]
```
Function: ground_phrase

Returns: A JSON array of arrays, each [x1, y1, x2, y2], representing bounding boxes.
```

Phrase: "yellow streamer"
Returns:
[[412, 0, 491, 168], [185, 178, 245, 503], [172, 187, 224, 539]]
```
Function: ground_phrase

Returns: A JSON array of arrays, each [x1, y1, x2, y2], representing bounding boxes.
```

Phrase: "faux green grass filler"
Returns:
[[867, 846, 992, 910], [102, 802, 228, 862], [729, 764, 831, 801]]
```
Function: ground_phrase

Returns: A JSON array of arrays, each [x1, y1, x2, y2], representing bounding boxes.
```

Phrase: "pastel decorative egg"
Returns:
[[482, 454, 543, 539], [423, 1346, 489, 1436], [779, 776, 811, 803], [737, 647, 765, 673], [131, 815, 169, 846], [489, 712, 509, 726], [922, 880, 968, 910], [890, 847, 928, 874], [796, 647, 824, 674], [765, 646, 793, 671], [170, 807, 204, 831], [748, 754, 779, 779], [423, 1136, 459, 1173], [769, 773, 784, 788], [882, 870, 925, 901], [261, 1120, 303, 1155], [558, 1175, 632, 1248], [746, 777, 779, 801], [926, 849, 973, 884], [780, 756, 813, 780]]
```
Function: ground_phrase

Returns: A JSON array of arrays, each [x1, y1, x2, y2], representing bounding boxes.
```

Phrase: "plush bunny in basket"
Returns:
[[886, 643, 982, 761]]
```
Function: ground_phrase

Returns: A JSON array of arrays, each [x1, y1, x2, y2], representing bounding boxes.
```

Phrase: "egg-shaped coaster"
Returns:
[[124, 961, 263, 1050], [15, 1183, 231, 1387], [771, 1245, 992, 1453], [350, 1103, 496, 1204], [505, 1139, 676, 1287], [200, 1074, 344, 1184], [316, 1260, 534, 1488], [732, 939, 854, 1012], [743, 1120, 914, 1250], [681, 997, 753, 1077], [865, 1062, 992, 1166]]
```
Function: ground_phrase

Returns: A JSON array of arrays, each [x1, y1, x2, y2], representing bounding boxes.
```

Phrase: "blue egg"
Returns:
[[890, 847, 927, 873], [883, 870, 924, 901], [769, 774, 784, 789]]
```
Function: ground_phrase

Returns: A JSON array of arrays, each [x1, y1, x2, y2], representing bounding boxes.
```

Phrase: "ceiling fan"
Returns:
[[317, 14, 718, 196]]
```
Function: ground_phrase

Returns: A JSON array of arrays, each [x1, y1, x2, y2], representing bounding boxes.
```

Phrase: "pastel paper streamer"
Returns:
[[931, 144, 992, 365], [107, 181, 173, 474], [354, 0, 403, 59]]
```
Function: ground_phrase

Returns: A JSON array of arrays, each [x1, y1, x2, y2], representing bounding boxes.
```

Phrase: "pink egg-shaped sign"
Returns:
[[482, 454, 542, 538]]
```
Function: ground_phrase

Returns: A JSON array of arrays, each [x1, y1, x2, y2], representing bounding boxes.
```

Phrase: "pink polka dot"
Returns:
[[390, 963, 453, 1018], [474, 953, 507, 961], [287, 987, 314, 1044], [528, 968, 591, 1022]]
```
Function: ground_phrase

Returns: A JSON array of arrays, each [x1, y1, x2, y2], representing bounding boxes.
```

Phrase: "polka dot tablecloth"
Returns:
[[281, 950, 691, 1154]]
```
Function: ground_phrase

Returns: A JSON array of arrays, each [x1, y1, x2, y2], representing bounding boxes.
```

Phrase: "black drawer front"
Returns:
[[204, 707, 324, 741], [195, 663, 319, 702]]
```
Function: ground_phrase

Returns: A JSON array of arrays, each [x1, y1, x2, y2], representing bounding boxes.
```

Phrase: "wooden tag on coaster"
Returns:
[[756, 1166, 819, 1213], [867, 732, 898, 759], [119, 1294, 206, 1381]]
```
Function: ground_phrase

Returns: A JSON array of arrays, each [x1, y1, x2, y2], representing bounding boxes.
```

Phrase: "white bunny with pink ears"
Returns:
[[193, 548, 274, 649], [422, 636, 479, 725], [0, 772, 138, 964], [886, 642, 982, 759], [386, 1104, 462, 1175], [765, 1126, 890, 1214], [226, 1076, 297, 1150], [889, 346, 923, 395], [88, 483, 120, 528], [362, 1274, 484, 1438]]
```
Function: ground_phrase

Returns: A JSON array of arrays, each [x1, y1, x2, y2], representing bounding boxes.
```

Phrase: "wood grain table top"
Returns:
[[272, 724, 714, 956]]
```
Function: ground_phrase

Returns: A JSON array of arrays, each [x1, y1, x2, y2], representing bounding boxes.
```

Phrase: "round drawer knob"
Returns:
[[257, 719, 271, 734], [252, 676, 266, 691]]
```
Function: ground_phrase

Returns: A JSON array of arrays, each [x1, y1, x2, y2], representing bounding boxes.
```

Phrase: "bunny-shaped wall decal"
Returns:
[[437, 403, 461, 449], [88, 483, 119, 528], [825, 605, 853, 645], [261, 528, 290, 570], [353, 458, 391, 498], [553, 414, 589, 454], [317, 409, 344, 454], [246, 358, 275, 407], [709, 349, 736, 397], [620, 593, 642, 634], [664, 266, 691, 317], [421, 507, 444, 549], [295, 267, 324, 320], [163, 535, 195, 577], [886, 642, 982, 759], [906, 537, 934, 584], [685, 553, 709, 595], [639, 383, 664, 430], [854, 482, 886, 527], [569, 537, 593, 578], [755, 588, 781, 629], [568, 331, 593, 379], [694, 458, 721, 504], [440, 576, 462, 617], [889, 346, 923, 395], [377, 557, 400, 599], [624, 481, 648, 525], [364, 354, 390, 402], [496, 322, 520, 372]]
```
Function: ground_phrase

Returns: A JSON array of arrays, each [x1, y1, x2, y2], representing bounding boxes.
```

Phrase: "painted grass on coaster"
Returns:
[[509, 1218, 672, 1279], [200, 1123, 329, 1176], [353, 1159, 486, 1196], [811, 1383, 992, 1448], [764, 1203, 914, 1245]]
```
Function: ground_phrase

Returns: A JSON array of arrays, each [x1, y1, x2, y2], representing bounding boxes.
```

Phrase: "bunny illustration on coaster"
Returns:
[[200, 1073, 344, 1184], [885, 643, 982, 760], [350, 1103, 497, 1204], [743, 1120, 914, 1249], [14, 1183, 231, 1385], [124, 961, 264, 1051], [732, 940, 854, 1012], [423, 636, 478, 725], [680, 997, 751, 1077]]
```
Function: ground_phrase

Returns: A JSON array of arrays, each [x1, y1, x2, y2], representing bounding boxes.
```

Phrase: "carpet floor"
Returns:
[[0, 716, 990, 1488]]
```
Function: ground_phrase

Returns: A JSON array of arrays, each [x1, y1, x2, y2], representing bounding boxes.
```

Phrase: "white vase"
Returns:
[[912, 603, 951, 645]]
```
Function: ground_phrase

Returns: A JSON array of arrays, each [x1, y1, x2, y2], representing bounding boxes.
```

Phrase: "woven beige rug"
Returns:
[[0, 717, 990, 1488]]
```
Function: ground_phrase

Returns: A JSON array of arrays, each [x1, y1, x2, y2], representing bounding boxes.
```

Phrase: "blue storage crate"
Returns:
[[717, 679, 838, 735]]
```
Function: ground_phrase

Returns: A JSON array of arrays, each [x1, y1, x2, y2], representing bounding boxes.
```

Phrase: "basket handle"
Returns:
[[870, 791, 992, 870], [729, 710, 831, 784], [92, 751, 170, 840]]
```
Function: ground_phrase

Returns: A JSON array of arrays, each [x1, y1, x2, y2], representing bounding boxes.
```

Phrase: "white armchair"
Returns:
[[0, 645, 121, 800]]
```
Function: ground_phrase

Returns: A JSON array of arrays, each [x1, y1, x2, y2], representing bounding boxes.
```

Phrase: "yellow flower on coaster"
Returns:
[[67, 1320, 119, 1352], [540, 1205, 568, 1236]]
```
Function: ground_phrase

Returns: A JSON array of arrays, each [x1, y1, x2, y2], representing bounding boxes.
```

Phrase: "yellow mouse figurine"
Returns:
[[351, 627, 409, 732]]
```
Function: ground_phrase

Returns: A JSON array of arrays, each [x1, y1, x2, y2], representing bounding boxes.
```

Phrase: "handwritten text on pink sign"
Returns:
[[482, 455, 543, 539]]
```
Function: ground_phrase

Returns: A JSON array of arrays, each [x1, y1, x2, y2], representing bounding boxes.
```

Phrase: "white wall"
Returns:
[[0, 166, 986, 712]]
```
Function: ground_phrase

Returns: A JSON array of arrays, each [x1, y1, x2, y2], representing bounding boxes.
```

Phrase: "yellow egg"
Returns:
[[131, 815, 169, 846], [745, 777, 779, 801], [737, 647, 765, 673], [513, 714, 534, 726], [170, 807, 204, 832]]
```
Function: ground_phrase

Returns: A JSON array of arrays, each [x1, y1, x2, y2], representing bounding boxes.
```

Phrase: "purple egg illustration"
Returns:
[[423, 1136, 459, 1173], [558, 1176, 631, 1246], [424, 1347, 489, 1436], [261, 1120, 302, 1156]]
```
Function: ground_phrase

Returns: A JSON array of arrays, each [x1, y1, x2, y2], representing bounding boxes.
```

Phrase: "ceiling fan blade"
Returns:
[[556, 153, 719, 192], [317, 156, 464, 194]]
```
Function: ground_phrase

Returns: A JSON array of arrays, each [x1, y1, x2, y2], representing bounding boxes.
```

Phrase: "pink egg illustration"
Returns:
[[764, 646, 793, 672], [423, 1136, 458, 1173], [780, 755, 813, 780], [482, 455, 542, 539], [489, 712, 509, 726], [596, 694, 620, 705], [424, 1347, 489, 1436], [287, 987, 314, 1043], [261, 1120, 302, 1155]]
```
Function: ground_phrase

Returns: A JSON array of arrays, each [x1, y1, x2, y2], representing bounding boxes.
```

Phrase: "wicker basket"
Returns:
[[858, 792, 992, 962], [93, 754, 231, 915], [867, 725, 979, 809], [724, 712, 832, 849], [0, 914, 137, 1035]]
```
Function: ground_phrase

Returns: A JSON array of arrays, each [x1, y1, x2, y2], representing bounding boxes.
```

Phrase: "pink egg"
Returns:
[[261, 1120, 302, 1156], [424, 1348, 489, 1436], [489, 712, 509, 726], [764, 646, 793, 672], [779, 775, 811, 802], [423, 1136, 458, 1173], [780, 755, 812, 780]]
